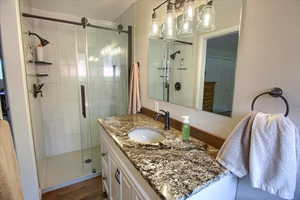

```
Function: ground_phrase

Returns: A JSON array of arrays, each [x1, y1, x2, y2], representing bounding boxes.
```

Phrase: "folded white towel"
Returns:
[[217, 112, 299, 199]]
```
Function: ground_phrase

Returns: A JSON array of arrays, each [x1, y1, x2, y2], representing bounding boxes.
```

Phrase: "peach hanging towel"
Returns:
[[128, 62, 141, 114], [0, 120, 24, 200]]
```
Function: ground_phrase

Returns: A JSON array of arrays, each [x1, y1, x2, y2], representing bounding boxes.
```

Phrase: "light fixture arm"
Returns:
[[207, 0, 213, 5], [153, 0, 174, 13], [28, 32, 43, 42], [153, 0, 211, 14]]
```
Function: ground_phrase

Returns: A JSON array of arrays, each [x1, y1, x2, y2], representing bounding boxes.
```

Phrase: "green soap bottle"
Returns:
[[182, 116, 190, 142]]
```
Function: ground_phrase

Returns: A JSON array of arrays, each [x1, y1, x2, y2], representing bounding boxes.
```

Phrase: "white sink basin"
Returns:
[[128, 128, 165, 144]]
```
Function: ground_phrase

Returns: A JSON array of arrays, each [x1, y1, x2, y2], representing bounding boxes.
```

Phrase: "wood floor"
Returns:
[[42, 176, 103, 200]]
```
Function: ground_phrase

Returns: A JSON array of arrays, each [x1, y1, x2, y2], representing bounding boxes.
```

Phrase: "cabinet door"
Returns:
[[100, 137, 110, 198], [121, 174, 132, 200], [121, 173, 145, 200], [110, 158, 121, 200], [102, 162, 110, 197], [131, 189, 144, 200], [100, 137, 109, 166]]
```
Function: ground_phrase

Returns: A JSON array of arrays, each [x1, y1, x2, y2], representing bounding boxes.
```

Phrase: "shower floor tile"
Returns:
[[42, 147, 100, 190]]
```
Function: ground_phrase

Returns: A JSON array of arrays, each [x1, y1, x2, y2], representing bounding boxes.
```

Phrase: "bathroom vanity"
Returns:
[[98, 114, 237, 200]]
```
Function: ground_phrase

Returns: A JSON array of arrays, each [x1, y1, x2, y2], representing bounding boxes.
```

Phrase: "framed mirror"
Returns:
[[148, 0, 242, 117]]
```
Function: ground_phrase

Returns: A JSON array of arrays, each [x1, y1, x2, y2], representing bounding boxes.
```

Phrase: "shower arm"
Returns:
[[28, 31, 50, 47], [29, 32, 41, 40]]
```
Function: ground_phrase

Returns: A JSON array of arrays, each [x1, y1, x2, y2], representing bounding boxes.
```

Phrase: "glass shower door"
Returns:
[[77, 26, 129, 174]]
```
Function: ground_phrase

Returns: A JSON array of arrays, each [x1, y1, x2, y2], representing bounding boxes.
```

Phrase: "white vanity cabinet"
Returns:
[[100, 128, 238, 200], [100, 131, 158, 200]]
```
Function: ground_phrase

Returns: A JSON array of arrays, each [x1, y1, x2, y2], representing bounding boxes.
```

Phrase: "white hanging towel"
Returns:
[[128, 62, 141, 114], [217, 112, 299, 199]]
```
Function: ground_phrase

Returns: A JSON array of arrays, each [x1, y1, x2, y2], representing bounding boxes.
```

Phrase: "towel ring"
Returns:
[[251, 88, 289, 117]]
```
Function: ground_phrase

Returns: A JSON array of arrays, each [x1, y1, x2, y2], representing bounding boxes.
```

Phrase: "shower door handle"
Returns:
[[80, 85, 87, 118]]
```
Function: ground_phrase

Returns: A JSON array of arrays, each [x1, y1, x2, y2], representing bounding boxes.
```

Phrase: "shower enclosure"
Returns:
[[22, 13, 131, 191], [77, 25, 129, 175]]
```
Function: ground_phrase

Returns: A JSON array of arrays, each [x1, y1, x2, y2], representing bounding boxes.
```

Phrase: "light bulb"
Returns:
[[151, 21, 159, 36], [167, 15, 173, 26], [185, 0, 195, 21], [183, 22, 189, 31], [196, 1, 216, 33], [150, 12, 160, 38], [178, 0, 195, 37], [202, 11, 211, 27], [163, 2, 177, 40]]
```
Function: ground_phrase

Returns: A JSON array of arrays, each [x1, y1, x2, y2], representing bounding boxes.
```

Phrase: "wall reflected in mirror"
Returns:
[[148, 0, 242, 117]]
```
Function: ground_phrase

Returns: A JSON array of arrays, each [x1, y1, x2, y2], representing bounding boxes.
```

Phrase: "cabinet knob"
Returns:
[[102, 176, 107, 181], [101, 153, 107, 157]]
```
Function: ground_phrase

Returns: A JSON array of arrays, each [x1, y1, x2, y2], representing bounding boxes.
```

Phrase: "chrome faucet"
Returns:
[[155, 110, 171, 130]]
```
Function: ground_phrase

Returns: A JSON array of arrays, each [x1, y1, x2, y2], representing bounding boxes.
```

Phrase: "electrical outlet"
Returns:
[[155, 102, 159, 112]]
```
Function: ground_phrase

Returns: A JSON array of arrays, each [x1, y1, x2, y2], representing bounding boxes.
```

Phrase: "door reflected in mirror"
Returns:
[[201, 29, 239, 116]]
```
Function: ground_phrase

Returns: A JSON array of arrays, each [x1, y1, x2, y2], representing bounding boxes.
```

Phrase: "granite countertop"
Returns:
[[98, 114, 228, 200]]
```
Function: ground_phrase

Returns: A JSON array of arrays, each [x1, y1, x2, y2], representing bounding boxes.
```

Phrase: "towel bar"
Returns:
[[251, 87, 289, 117]]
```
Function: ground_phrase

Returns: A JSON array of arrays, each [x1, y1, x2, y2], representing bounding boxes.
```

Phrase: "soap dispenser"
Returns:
[[182, 116, 190, 142]]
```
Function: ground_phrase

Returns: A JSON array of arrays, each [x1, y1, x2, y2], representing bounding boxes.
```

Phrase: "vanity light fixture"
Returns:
[[150, 0, 216, 40]]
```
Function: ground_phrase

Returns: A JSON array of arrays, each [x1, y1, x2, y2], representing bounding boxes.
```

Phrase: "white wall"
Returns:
[[0, 0, 40, 199], [116, 0, 300, 199], [233, 1, 300, 199]]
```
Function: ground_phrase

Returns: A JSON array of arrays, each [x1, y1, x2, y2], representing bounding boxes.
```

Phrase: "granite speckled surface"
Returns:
[[98, 114, 228, 200]]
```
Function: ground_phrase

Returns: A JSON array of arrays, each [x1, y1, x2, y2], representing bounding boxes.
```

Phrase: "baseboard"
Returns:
[[42, 172, 101, 194]]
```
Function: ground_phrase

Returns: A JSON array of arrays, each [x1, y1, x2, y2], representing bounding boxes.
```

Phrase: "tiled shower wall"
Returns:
[[32, 19, 82, 156], [168, 42, 195, 108], [27, 11, 128, 158], [22, 17, 47, 186]]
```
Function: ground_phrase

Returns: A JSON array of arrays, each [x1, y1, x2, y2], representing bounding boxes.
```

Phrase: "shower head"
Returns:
[[28, 31, 50, 47], [170, 50, 181, 60]]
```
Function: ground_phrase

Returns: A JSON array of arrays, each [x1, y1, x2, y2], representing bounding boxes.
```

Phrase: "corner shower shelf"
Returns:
[[29, 60, 53, 65]]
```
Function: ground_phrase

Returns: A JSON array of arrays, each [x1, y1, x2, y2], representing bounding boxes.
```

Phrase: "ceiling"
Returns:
[[28, 0, 137, 21]]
